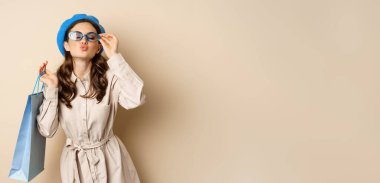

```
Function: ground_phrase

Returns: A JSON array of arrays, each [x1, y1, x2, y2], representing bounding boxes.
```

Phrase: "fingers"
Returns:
[[45, 69, 53, 74], [39, 75, 50, 87], [40, 75, 46, 82], [100, 35, 111, 44], [40, 69, 54, 81], [99, 33, 118, 58], [99, 37, 110, 47], [100, 33, 117, 43], [100, 33, 115, 39]]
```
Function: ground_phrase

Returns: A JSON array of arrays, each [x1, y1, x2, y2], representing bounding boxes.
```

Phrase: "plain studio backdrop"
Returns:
[[0, 0, 379, 182]]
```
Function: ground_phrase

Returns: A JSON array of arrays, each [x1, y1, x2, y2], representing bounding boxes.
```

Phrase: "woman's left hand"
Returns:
[[99, 33, 119, 59]]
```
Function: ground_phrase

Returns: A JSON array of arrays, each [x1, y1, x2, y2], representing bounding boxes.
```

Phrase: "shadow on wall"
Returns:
[[111, 44, 186, 181]]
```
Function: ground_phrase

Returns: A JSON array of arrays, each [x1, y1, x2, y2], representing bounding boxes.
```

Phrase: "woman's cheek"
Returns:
[[90, 44, 100, 54]]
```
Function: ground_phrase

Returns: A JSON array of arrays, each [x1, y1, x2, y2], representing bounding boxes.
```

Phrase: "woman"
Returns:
[[37, 14, 146, 183]]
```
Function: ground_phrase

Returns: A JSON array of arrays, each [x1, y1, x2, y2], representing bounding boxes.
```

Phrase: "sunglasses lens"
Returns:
[[86, 32, 99, 42], [68, 31, 99, 42], [68, 31, 83, 41]]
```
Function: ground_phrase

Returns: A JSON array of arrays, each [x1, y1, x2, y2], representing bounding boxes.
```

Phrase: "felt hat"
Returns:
[[57, 13, 105, 56]]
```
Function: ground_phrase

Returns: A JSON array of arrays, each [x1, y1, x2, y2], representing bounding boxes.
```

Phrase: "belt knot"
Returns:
[[65, 133, 115, 182]]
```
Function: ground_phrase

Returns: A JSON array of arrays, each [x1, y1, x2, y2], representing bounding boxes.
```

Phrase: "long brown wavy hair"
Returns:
[[57, 19, 109, 108]]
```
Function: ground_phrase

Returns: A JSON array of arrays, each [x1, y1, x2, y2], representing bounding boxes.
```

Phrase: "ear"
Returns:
[[64, 41, 70, 52]]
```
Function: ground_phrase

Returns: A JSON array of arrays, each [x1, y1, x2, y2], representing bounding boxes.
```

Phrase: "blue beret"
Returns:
[[57, 14, 106, 56]]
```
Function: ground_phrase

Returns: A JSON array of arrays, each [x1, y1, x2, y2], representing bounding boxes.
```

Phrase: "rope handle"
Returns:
[[32, 72, 45, 94]]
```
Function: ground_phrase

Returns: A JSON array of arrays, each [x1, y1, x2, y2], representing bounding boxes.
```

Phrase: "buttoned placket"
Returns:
[[79, 79, 90, 142], [68, 75, 105, 182]]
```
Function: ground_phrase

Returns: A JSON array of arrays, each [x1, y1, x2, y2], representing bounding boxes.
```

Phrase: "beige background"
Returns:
[[1, 0, 379, 182]]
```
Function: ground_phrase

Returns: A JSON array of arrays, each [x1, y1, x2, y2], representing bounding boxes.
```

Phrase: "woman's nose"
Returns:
[[80, 38, 88, 44]]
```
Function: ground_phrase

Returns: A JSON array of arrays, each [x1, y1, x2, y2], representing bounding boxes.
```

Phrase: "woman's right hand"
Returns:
[[39, 60, 58, 88]]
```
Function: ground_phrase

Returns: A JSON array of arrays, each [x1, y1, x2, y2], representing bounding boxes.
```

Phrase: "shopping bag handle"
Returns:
[[32, 72, 45, 94]]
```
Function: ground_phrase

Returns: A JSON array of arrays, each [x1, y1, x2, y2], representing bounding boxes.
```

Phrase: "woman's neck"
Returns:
[[72, 58, 92, 80]]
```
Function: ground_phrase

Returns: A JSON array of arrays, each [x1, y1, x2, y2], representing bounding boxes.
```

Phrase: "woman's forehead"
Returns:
[[70, 22, 97, 33]]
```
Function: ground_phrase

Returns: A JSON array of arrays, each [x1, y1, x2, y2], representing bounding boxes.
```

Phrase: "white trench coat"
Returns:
[[37, 53, 146, 183]]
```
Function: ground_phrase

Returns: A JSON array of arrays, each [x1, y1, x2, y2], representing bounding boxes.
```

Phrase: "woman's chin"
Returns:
[[72, 52, 95, 60]]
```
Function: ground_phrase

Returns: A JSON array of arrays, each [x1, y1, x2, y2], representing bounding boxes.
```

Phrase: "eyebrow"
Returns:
[[71, 30, 97, 34]]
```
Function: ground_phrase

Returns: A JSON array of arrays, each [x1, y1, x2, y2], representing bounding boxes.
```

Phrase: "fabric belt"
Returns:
[[65, 133, 114, 183]]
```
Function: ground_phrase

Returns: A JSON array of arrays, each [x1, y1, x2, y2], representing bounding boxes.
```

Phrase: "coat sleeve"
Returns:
[[36, 86, 60, 138], [107, 53, 146, 110]]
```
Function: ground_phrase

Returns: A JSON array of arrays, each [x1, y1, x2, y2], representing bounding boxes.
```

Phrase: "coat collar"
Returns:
[[70, 70, 90, 83]]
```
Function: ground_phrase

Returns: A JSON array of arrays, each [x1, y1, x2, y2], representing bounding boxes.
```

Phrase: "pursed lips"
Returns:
[[80, 45, 88, 51]]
